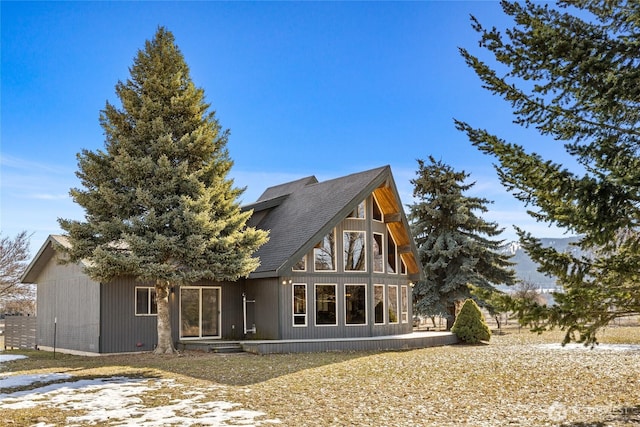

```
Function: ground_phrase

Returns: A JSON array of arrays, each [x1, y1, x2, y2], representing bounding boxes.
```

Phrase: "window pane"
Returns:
[[372, 197, 383, 221], [315, 284, 336, 325], [293, 257, 306, 271], [344, 231, 365, 271], [388, 285, 398, 323], [293, 284, 307, 326], [374, 285, 385, 324], [314, 231, 336, 271], [149, 288, 158, 314], [345, 285, 366, 325], [136, 288, 149, 315], [373, 233, 384, 273], [400, 258, 407, 275], [401, 286, 409, 323], [347, 201, 366, 219], [387, 230, 397, 273]]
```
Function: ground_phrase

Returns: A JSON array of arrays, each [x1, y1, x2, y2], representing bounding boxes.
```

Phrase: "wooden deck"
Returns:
[[179, 331, 458, 355]]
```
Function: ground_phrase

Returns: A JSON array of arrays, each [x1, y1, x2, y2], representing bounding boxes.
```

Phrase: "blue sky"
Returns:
[[2, 1, 573, 257]]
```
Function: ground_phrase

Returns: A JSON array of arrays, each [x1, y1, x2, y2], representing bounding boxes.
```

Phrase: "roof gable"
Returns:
[[246, 165, 419, 278], [21, 235, 76, 283]]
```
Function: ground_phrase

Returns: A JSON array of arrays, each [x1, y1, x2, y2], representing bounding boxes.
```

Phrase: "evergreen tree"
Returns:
[[455, 1, 640, 345], [59, 27, 268, 354], [451, 299, 491, 344], [408, 157, 516, 329]]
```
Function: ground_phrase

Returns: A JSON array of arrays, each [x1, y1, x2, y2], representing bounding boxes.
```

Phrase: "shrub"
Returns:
[[451, 299, 491, 344]]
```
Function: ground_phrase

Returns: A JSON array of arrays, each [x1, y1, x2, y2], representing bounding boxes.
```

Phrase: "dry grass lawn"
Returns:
[[1, 326, 640, 426]]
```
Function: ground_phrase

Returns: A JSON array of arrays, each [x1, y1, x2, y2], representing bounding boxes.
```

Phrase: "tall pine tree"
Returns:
[[455, 1, 640, 345], [408, 157, 515, 329], [59, 27, 268, 353]]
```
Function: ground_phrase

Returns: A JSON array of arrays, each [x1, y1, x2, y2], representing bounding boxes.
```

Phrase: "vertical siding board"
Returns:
[[35, 257, 100, 353], [245, 278, 279, 339], [100, 277, 157, 353]]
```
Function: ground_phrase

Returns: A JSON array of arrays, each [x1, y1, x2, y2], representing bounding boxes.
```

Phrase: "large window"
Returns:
[[388, 285, 399, 324], [314, 231, 336, 271], [372, 196, 383, 222], [373, 233, 384, 273], [135, 287, 157, 316], [387, 229, 397, 274], [345, 284, 366, 325], [315, 284, 337, 326], [344, 231, 366, 271], [293, 284, 307, 326], [347, 200, 366, 219], [293, 256, 307, 272], [401, 285, 409, 323], [374, 284, 385, 324]]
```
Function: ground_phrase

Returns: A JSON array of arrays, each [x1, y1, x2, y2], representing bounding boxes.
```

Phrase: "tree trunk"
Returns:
[[154, 280, 176, 354], [446, 305, 456, 331]]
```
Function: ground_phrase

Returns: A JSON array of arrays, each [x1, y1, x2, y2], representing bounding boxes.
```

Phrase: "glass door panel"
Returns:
[[202, 288, 219, 337], [180, 288, 200, 338]]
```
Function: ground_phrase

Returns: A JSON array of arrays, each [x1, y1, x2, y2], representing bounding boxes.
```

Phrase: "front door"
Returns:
[[180, 286, 221, 339]]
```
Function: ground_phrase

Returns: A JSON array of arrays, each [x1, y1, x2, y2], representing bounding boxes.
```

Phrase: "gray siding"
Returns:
[[36, 259, 100, 353], [100, 277, 158, 353], [244, 278, 280, 339]]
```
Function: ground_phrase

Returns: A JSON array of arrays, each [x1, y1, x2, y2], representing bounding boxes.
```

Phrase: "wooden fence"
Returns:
[[4, 315, 37, 350]]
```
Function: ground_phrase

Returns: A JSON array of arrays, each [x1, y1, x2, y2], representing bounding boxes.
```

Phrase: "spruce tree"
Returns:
[[408, 157, 515, 329], [59, 27, 268, 353], [455, 1, 640, 345], [451, 299, 491, 344]]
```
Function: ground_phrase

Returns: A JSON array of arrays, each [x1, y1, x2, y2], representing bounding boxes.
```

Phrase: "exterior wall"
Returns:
[[169, 280, 245, 342], [100, 277, 158, 353], [244, 278, 280, 339], [36, 259, 100, 353], [275, 195, 414, 340]]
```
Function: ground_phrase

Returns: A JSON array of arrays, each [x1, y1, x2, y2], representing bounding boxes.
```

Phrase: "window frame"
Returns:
[[292, 256, 307, 272], [388, 285, 399, 324], [314, 230, 337, 272], [372, 194, 383, 222], [135, 286, 157, 316], [314, 283, 338, 326], [401, 285, 409, 324], [344, 284, 367, 326], [347, 200, 366, 219], [374, 284, 386, 325], [373, 232, 384, 273], [387, 228, 398, 274], [292, 283, 307, 327], [343, 230, 367, 272]]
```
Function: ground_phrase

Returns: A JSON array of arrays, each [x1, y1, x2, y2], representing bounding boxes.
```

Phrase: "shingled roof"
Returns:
[[243, 165, 419, 279]]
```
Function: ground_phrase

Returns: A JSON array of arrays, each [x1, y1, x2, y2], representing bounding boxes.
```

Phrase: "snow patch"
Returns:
[[537, 343, 640, 352]]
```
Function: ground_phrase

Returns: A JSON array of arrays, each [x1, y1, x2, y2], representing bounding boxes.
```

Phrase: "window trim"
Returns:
[[374, 284, 386, 325], [372, 194, 384, 222], [135, 286, 157, 316], [314, 230, 337, 272], [373, 232, 384, 273], [292, 256, 307, 272], [387, 227, 398, 274], [401, 285, 409, 324], [344, 283, 367, 326], [292, 283, 307, 327], [388, 285, 399, 324], [343, 230, 367, 272], [314, 283, 338, 327], [347, 200, 366, 219]]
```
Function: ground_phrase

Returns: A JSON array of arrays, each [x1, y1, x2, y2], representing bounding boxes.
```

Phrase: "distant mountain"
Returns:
[[499, 236, 582, 289]]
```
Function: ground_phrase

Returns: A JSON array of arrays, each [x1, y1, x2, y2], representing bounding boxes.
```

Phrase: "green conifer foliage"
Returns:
[[408, 157, 515, 329], [451, 299, 491, 344], [58, 27, 268, 353], [455, 1, 640, 345]]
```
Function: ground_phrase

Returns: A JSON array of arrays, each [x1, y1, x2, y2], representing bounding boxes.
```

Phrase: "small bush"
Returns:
[[451, 299, 491, 344]]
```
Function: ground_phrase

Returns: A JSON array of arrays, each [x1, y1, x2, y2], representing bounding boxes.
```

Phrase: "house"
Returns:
[[21, 165, 446, 354]]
